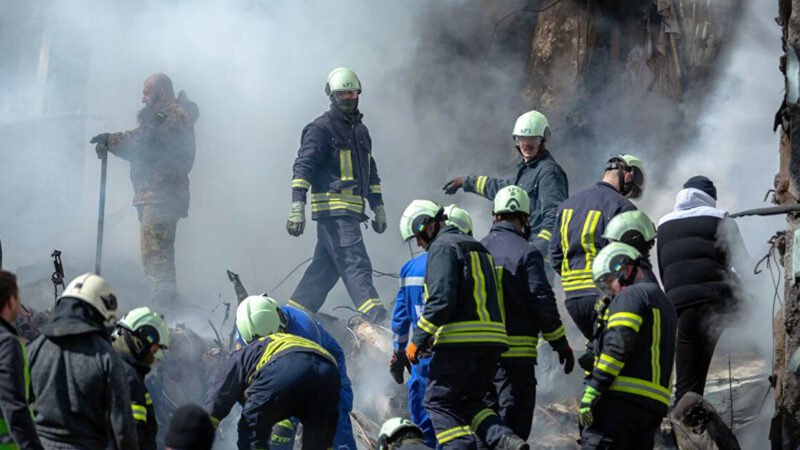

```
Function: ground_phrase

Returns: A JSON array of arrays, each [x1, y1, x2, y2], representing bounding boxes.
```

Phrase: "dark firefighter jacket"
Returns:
[[549, 182, 635, 298], [410, 226, 508, 350], [108, 93, 198, 218], [462, 149, 568, 257], [589, 278, 677, 417], [0, 317, 43, 450], [28, 298, 138, 450], [480, 221, 569, 362], [291, 106, 383, 222], [119, 351, 157, 450], [205, 333, 336, 427]]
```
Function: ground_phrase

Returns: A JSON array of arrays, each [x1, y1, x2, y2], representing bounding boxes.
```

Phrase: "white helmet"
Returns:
[[444, 204, 473, 235], [399, 200, 442, 241], [60, 273, 118, 324]]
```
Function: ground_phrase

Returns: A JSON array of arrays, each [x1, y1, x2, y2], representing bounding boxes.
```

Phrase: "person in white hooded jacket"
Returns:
[[656, 175, 748, 403]]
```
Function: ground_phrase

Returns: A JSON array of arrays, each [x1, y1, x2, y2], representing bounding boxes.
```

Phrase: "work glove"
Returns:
[[270, 419, 296, 448], [372, 205, 387, 234], [286, 201, 306, 236], [90, 133, 111, 159], [389, 350, 411, 384], [557, 346, 575, 374], [442, 177, 464, 195], [579, 386, 601, 427], [578, 350, 595, 373], [406, 341, 420, 365]]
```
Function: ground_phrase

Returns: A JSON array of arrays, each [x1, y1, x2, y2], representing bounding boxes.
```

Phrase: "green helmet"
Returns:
[[117, 306, 170, 359], [378, 417, 422, 449], [493, 185, 531, 215], [60, 273, 118, 324], [512, 110, 551, 139], [592, 242, 642, 286], [607, 154, 646, 200], [236, 295, 288, 344], [399, 200, 442, 241], [603, 210, 657, 254], [444, 204, 473, 235], [325, 67, 361, 95]]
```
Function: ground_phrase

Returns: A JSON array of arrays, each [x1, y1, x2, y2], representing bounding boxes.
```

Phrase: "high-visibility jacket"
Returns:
[[391, 253, 428, 351], [206, 333, 336, 427], [410, 226, 508, 350], [291, 106, 383, 222], [480, 222, 568, 361], [549, 182, 635, 298], [589, 278, 677, 416], [0, 317, 42, 450], [462, 149, 568, 257], [119, 352, 157, 450]]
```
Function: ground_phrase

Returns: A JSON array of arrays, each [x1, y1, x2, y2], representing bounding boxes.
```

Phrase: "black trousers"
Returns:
[[238, 352, 340, 450], [424, 346, 512, 449], [484, 361, 536, 441], [565, 295, 598, 340], [290, 217, 384, 318], [674, 304, 725, 403], [580, 396, 662, 450]]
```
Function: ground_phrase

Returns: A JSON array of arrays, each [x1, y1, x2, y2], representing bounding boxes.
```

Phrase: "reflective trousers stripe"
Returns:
[[608, 376, 671, 406], [436, 425, 472, 444]]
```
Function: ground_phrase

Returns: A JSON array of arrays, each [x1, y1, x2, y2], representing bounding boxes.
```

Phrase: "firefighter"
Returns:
[[580, 243, 676, 449], [391, 202, 474, 447], [206, 296, 342, 449], [378, 418, 434, 449], [603, 210, 658, 281], [549, 154, 645, 341], [480, 186, 574, 441], [404, 200, 526, 450], [442, 110, 568, 276], [91, 74, 198, 306], [0, 271, 43, 450], [232, 295, 356, 449], [287, 67, 387, 323], [28, 273, 138, 450], [112, 306, 171, 450]]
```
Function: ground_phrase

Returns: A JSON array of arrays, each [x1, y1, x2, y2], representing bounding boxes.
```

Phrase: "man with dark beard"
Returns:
[[91, 74, 198, 305]]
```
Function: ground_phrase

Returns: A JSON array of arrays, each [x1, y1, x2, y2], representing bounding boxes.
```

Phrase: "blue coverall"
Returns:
[[391, 253, 436, 448]]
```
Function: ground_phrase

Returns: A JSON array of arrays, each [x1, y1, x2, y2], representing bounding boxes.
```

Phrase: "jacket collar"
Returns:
[[120, 350, 151, 378], [327, 105, 363, 125], [429, 225, 460, 246], [0, 316, 18, 336], [657, 188, 726, 226], [519, 148, 552, 168], [596, 181, 619, 192], [490, 220, 523, 237], [39, 297, 110, 339]]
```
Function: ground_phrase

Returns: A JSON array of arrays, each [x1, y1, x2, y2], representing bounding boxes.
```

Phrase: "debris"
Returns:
[[670, 392, 741, 450]]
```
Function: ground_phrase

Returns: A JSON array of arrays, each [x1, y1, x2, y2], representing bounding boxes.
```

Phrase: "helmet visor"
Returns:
[[596, 273, 618, 296]]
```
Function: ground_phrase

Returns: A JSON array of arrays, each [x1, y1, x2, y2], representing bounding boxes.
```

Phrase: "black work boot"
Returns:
[[494, 433, 529, 450]]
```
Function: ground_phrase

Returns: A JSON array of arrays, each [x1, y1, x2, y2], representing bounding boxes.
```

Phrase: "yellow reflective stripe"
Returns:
[[210, 415, 221, 429], [339, 149, 354, 181], [470, 408, 496, 431], [254, 333, 335, 375], [495, 267, 506, 326], [291, 178, 311, 190], [144, 392, 152, 405], [475, 176, 488, 196], [310, 192, 364, 202], [437, 320, 506, 333], [581, 210, 602, 270], [559, 209, 573, 274], [607, 312, 643, 332], [434, 320, 508, 345], [311, 202, 364, 214], [436, 426, 472, 444], [435, 334, 508, 345], [596, 353, 624, 376], [287, 300, 312, 314], [423, 283, 429, 302], [501, 347, 538, 358], [651, 308, 661, 386], [417, 316, 439, 335], [368, 184, 381, 194], [609, 376, 671, 407], [469, 252, 490, 322], [358, 298, 381, 313], [542, 325, 565, 341], [132, 404, 147, 422], [564, 283, 599, 292], [537, 229, 552, 241]]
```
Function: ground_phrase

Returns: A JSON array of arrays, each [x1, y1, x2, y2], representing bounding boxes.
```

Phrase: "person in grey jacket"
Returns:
[[28, 273, 138, 450]]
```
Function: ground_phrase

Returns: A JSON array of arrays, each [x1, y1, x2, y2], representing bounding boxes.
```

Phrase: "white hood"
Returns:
[[658, 188, 726, 226]]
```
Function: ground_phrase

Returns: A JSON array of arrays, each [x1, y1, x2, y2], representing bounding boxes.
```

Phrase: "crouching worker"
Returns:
[[378, 418, 434, 449], [206, 298, 341, 449], [112, 307, 171, 450]]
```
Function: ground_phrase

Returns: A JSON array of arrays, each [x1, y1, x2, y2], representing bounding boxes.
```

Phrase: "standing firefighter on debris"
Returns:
[[403, 200, 527, 450], [91, 73, 198, 306], [579, 243, 676, 449], [443, 110, 568, 281], [28, 273, 138, 450], [391, 202, 474, 448], [112, 306, 171, 450], [0, 271, 43, 450], [480, 186, 574, 442], [287, 67, 388, 323]]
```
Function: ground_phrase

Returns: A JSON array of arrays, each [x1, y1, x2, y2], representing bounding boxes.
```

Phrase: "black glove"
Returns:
[[389, 351, 411, 384], [90, 133, 111, 160], [442, 177, 464, 195], [578, 350, 595, 373], [557, 346, 575, 374]]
